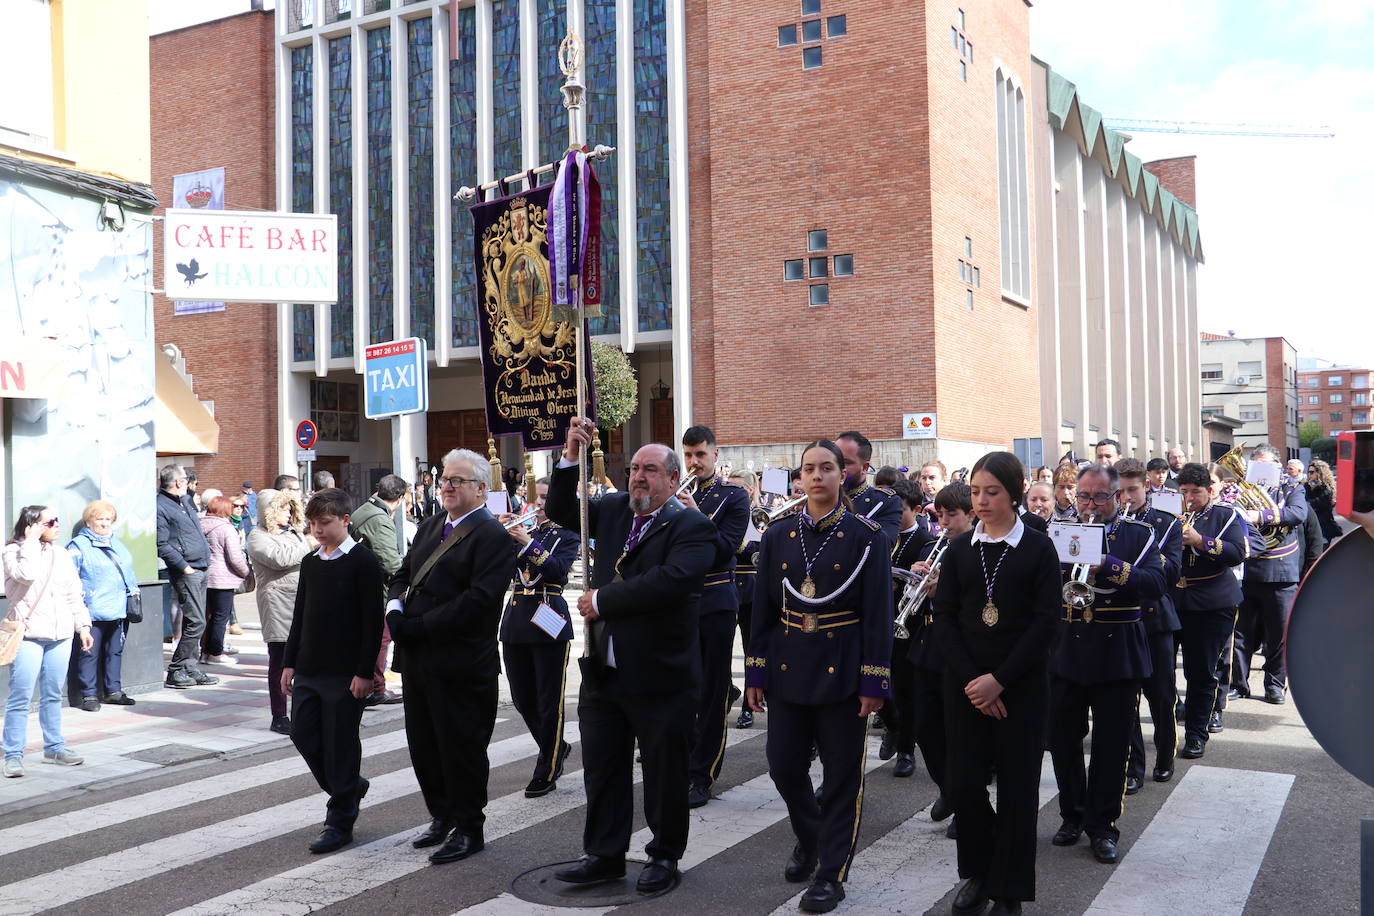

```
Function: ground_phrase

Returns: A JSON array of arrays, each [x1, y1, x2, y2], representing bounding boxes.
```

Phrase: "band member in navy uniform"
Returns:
[[908, 481, 977, 832], [728, 469, 761, 729], [745, 439, 893, 914], [1048, 463, 1165, 866], [546, 419, 715, 895], [1173, 463, 1249, 758], [935, 452, 1060, 916], [836, 431, 902, 544], [499, 478, 579, 799], [1116, 459, 1183, 790], [1233, 444, 1308, 704], [877, 480, 936, 776], [678, 426, 751, 808]]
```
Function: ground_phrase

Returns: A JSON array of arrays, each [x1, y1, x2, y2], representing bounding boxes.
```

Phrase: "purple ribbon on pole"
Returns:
[[549, 150, 591, 310]]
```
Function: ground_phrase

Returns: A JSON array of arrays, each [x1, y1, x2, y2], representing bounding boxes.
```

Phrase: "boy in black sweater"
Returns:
[[282, 488, 385, 854]]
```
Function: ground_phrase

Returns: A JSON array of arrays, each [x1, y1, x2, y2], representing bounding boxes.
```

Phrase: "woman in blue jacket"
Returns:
[[67, 501, 139, 711]]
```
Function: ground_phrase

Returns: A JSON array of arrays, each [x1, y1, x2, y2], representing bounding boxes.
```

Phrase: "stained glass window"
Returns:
[[408, 17, 435, 348], [538, 0, 569, 167], [585, 0, 620, 335], [329, 36, 354, 360], [634, 0, 672, 332], [491, 0, 521, 181], [450, 3, 479, 348], [291, 45, 315, 362], [367, 26, 393, 344]]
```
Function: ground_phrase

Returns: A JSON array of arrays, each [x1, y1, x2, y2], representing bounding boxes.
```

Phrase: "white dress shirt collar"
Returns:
[[971, 517, 1025, 548]]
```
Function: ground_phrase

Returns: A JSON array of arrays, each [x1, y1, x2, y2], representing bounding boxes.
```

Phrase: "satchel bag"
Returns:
[[235, 565, 256, 595], [0, 548, 56, 665], [97, 543, 143, 623]]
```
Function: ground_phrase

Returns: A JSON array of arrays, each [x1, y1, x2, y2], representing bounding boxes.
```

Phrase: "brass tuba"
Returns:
[[1215, 445, 1287, 551]]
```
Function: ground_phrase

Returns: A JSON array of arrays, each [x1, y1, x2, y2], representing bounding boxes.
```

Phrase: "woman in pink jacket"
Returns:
[[200, 496, 249, 666], [3, 506, 93, 777]]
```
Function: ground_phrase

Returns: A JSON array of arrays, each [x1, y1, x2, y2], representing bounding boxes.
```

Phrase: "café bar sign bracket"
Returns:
[[163, 209, 339, 305]]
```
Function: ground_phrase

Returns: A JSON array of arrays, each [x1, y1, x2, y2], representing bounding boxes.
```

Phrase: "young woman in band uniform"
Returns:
[[932, 452, 1061, 916]]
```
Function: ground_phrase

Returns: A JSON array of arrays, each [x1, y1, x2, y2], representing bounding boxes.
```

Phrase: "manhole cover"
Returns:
[[123, 744, 219, 765], [511, 860, 680, 907]]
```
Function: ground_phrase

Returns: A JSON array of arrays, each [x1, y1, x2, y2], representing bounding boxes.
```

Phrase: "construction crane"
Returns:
[[1102, 118, 1335, 139]]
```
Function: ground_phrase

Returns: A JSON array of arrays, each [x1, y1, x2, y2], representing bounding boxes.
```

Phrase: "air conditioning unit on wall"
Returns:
[[1234, 375, 1250, 386]]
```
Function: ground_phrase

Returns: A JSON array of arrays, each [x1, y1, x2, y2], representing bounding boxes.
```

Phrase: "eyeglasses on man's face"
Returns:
[[1076, 490, 1119, 505], [438, 476, 481, 489]]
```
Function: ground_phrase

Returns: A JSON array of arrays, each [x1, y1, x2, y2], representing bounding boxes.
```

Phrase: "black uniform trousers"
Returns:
[[876, 634, 917, 755], [1235, 580, 1297, 693], [944, 666, 1047, 903], [1049, 677, 1139, 842], [736, 602, 752, 658], [689, 611, 738, 789], [765, 695, 868, 883], [579, 673, 695, 861], [1180, 607, 1236, 743], [503, 641, 571, 781], [1128, 631, 1179, 779], [402, 664, 499, 835], [289, 675, 369, 829], [912, 666, 947, 792]]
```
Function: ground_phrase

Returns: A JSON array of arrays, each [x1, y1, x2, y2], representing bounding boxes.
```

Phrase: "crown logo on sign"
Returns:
[[185, 181, 213, 208]]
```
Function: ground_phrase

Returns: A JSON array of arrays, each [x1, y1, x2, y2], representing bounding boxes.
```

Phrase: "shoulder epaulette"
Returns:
[[1122, 516, 1154, 530], [876, 486, 896, 496], [854, 514, 882, 532]]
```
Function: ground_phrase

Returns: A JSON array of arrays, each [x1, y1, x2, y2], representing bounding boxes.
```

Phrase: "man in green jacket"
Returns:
[[349, 474, 409, 706]]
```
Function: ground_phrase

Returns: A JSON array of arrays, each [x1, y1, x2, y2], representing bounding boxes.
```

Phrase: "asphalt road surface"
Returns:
[[0, 660, 1368, 916]]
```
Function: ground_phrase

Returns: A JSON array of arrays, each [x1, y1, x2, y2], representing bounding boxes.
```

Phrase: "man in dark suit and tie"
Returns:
[[545, 418, 715, 895], [385, 448, 517, 865]]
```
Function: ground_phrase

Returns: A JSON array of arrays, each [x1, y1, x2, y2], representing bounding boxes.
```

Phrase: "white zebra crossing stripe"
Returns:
[[0, 730, 537, 916], [0, 724, 426, 857], [451, 738, 888, 916], [1082, 765, 1294, 916], [178, 727, 754, 916], [767, 753, 1060, 915]]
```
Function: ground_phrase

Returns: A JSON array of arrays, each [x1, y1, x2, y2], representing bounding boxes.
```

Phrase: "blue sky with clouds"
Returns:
[[1031, 0, 1374, 367]]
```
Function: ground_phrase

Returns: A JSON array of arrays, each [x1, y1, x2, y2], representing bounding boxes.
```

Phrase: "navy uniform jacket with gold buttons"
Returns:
[[1128, 505, 1183, 634], [1173, 502, 1247, 611], [845, 481, 903, 546], [745, 507, 894, 705], [691, 475, 752, 616], [1052, 514, 1165, 685], [1244, 477, 1308, 583], [499, 519, 579, 644]]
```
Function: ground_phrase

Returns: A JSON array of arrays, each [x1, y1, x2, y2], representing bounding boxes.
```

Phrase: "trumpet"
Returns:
[[893, 533, 948, 638], [1062, 513, 1097, 610], [1215, 445, 1287, 550], [673, 467, 703, 501], [751, 495, 806, 531], [1180, 510, 1198, 534], [502, 507, 538, 529]]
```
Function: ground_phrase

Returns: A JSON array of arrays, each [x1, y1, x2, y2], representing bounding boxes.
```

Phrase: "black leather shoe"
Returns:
[[800, 879, 845, 913], [1052, 821, 1083, 846], [552, 741, 572, 780], [164, 670, 195, 689], [555, 854, 626, 885], [79, 696, 100, 712], [1265, 687, 1286, 705], [1226, 687, 1242, 701], [952, 876, 988, 913], [270, 716, 291, 735], [930, 795, 954, 822], [1153, 765, 1174, 783], [636, 858, 677, 894], [430, 831, 483, 864], [102, 691, 136, 706], [1208, 712, 1224, 733], [1092, 836, 1120, 864], [309, 825, 352, 854], [1180, 738, 1205, 759], [189, 669, 219, 686], [412, 819, 454, 849], [878, 729, 897, 761], [736, 708, 754, 729], [728, 683, 742, 709], [785, 843, 818, 883], [1174, 703, 1185, 724], [893, 753, 915, 777], [1125, 775, 1143, 795], [988, 899, 1023, 915], [525, 775, 556, 798], [687, 783, 711, 808]]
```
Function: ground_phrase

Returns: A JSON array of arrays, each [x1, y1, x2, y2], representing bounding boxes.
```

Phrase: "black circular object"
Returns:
[[510, 860, 681, 908], [1289, 528, 1374, 788]]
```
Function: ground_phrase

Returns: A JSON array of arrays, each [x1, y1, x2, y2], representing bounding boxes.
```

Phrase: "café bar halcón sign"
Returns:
[[163, 209, 338, 304]]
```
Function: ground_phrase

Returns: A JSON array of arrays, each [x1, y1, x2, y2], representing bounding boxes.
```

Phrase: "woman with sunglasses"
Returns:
[[3, 506, 94, 777]]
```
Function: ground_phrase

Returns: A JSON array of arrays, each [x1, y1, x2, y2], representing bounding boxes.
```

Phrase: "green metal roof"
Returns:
[[1045, 68, 1203, 262]]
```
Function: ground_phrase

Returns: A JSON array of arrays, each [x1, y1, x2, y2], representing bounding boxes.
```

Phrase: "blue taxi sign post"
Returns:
[[364, 337, 429, 419]]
